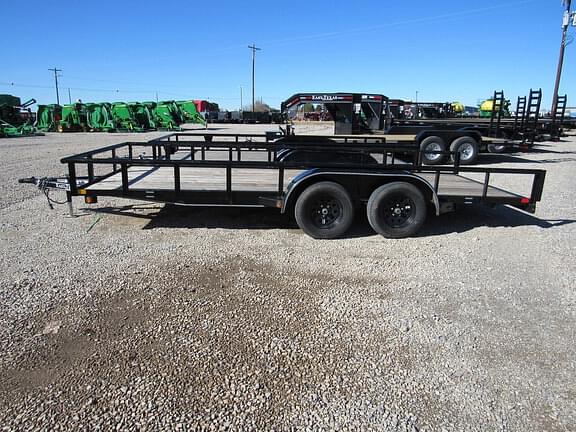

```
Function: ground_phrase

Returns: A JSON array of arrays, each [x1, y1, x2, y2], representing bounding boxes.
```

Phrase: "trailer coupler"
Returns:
[[18, 176, 76, 215], [19, 176, 71, 191]]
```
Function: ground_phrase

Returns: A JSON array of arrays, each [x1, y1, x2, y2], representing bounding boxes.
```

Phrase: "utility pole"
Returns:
[[551, 0, 574, 117], [48, 67, 62, 105], [68, 88, 72, 104], [248, 44, 261, 112], [240, 86, 243, 112]]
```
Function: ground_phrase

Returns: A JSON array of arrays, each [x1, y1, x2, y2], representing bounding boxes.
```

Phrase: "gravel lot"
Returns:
[[0, 125, 575, 431]]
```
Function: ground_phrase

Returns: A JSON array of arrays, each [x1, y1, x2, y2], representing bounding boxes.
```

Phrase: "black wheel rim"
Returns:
[[382, 194, 415, 227], [309, 196, 342, 229]]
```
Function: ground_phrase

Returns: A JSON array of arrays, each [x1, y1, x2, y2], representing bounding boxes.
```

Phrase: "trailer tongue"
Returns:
[[19, 132, 546, 239]]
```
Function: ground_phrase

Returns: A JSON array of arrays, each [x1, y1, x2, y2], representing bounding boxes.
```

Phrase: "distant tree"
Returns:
[[242, 101, 271, 112], [302, 103, 315, 113]]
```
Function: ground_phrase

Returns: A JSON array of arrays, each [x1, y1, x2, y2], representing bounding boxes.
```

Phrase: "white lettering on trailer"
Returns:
[[311, 95, 342, 101]]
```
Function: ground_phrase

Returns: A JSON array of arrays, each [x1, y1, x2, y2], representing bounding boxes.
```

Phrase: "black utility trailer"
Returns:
[[21, 132, 546, 239], [282, 92, 518, 165], [392, 90, 570, 144]]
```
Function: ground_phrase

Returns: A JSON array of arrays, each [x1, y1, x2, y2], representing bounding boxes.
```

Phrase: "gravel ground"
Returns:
[[0, 125, 574, 431]]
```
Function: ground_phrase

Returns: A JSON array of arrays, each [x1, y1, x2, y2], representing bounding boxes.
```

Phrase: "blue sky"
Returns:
[[2, 0, 574, 110]]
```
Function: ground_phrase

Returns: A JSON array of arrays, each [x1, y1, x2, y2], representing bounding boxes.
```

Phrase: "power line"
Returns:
[[0, 81, 53, 89], [256, 0, 538, 48], [0, 80, 287, 107], [0, 81, 191, 97]]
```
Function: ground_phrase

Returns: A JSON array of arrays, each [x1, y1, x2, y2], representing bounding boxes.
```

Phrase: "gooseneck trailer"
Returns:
[[20, 132, 545, 239], [281, 93, 521, 165]]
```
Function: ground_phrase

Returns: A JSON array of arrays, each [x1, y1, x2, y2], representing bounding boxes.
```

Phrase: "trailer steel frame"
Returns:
[[57, 132, 545, 218]]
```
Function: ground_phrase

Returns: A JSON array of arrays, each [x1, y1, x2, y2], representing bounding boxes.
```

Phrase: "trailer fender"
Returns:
[[282, 170, 441, 216]]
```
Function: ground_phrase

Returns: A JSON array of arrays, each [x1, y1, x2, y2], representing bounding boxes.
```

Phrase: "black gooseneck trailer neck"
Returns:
[[20, 131, 546, 239]]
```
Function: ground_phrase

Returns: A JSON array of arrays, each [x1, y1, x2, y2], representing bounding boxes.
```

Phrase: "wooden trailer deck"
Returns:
[[85, 165, 521, 199]]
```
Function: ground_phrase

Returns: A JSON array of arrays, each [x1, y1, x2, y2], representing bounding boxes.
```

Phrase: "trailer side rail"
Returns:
[[60, 133, 546, 212]]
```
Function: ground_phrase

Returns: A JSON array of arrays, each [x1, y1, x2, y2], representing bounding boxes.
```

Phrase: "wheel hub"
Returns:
[[426, 143, 442, 161], [459, 143, 474, 160], [382, 195, 414, 227], [312, 198, 341, 227]]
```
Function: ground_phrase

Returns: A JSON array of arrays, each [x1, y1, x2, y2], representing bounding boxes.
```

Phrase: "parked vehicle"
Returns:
[[282, 93, 518, 165], [19, 132, 545, 239], [391, 90, 569, 144]]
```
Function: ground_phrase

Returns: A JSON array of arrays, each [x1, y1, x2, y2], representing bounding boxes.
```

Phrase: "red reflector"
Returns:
[[520, 197, 530, 204]]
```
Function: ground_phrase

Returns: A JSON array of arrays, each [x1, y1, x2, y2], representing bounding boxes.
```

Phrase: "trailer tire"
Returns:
[[450, 136, 479, 164], [367, 182, 427, 238], [294, 181, 354, 239], [420, 136, 446, 165]]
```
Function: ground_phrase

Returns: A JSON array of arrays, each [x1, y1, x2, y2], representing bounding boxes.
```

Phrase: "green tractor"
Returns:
[[85, 103, 115, 132], [177, 100, 205, 125], [58, 103, 88, 132]]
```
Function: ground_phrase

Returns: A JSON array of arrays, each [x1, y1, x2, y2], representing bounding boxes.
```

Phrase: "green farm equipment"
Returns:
[[85, 103, 115, 132], [0, 95, 38, 137], [36, 104, 62, 131], [167, 100, 185, 125], [0, 94, 21, 109], [58, 103, 88, 132], [0, 95, 33, 125], [479, 98, 511, 118], [146, 100, 183, 130], [0, 120, 36, 137], [0, 120, 18, 137], [177, 100, 205, 125], [142, 102, 159, 126], [110, 102, 144, 131], [129, 102, 156, 130], [31, 97, 210, 135]]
